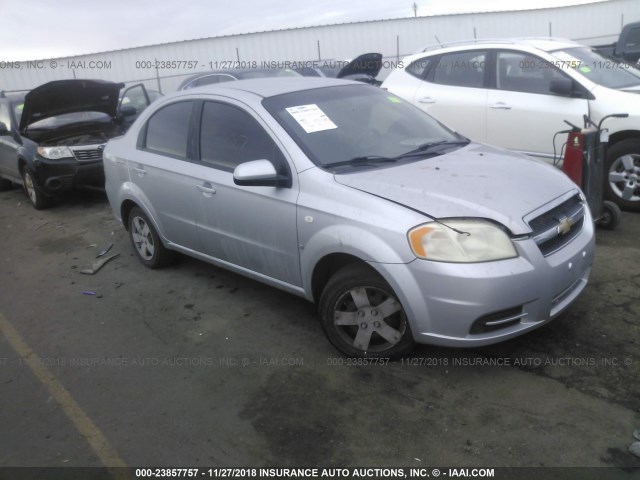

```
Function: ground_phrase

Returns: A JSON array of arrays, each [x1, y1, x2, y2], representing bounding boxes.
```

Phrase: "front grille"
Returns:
[[528, 194, 585, 256], [529, 195, 582, 232], [70, 145, 104, 162]]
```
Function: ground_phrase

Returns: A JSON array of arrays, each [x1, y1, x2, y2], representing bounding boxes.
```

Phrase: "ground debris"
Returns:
[[80, 253, 120, 275], [96, 242, 114, 258]]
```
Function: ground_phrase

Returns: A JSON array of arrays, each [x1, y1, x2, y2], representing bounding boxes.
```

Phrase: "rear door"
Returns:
[[130, 100, 201, 250], [486, 50, 589, 162], [412, 50, 489, 141]]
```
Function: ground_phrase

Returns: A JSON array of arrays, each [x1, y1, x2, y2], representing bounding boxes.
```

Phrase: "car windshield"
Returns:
[[551, 47, 640, 89], [27, 111, 111, 130], [262, 84, 462, 169]]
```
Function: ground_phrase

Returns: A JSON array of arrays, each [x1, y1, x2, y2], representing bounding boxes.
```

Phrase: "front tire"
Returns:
[[319, 264, 415, 358], [605, 139, 640, 212], [128, 207, 174, 268], [21, 169, 51, 210]]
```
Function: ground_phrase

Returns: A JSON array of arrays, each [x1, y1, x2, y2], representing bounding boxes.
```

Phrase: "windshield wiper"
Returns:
[[324, 139, 470, 168], [395, 139, 470, 159], [324, 155, 399, 168]]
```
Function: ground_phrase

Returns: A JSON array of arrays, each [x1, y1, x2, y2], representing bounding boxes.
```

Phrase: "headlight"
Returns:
[[37, 146, 74, 160], [408, 220, 517, 263]]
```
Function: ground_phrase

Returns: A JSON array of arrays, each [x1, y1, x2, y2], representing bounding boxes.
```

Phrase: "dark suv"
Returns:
[[0, 79, 152, 209]]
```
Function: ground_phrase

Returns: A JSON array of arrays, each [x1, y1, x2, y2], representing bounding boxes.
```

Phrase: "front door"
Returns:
[[193, 100, 301, 286], [486, 50, 589, 162]]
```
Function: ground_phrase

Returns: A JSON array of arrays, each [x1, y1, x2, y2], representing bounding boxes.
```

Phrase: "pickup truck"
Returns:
[[594, 21, 640, 64]]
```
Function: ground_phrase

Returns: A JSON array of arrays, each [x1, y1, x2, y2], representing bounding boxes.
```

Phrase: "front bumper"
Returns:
[[32, 157, 104, 195], [374, 212, 595, 347]]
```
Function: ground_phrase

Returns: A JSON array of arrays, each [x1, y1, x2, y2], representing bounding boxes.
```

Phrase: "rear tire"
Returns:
[[128, 207, 174, 268], [319, 263, 415, 358], [605, 139, 640, 212]]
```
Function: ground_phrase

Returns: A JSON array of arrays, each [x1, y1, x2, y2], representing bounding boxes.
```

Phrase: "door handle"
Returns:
[[418, 96, 436, 104], [490, 102, 512, 110], [196, 183, 216, 197], [133, 165, 146, 176]]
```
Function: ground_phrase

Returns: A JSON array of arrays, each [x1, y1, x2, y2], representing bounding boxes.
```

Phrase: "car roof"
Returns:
[[178, 68, 300, 90], [417, 37, 582, 54], [175, 77, 361, 99]]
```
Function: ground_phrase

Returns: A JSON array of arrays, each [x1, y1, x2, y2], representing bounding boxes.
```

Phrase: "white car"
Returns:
[[382, 38, 640, 211]]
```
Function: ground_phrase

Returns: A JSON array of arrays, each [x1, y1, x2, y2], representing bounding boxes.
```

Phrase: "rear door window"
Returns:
[[432, 51, 487, 88], [143, 101, 194, 159]]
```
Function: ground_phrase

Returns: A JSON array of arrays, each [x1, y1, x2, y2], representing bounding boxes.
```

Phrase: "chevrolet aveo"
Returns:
[[104, 77, 595, 358]]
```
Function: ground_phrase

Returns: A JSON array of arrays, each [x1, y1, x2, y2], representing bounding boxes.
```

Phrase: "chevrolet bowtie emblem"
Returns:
[[557, 216, 574, 235]]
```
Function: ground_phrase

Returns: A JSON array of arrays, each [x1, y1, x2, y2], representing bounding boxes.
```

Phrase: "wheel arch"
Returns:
[[120, 199, 139, 232], [608, 130, 640, 147], [311, 253, 372, 303]]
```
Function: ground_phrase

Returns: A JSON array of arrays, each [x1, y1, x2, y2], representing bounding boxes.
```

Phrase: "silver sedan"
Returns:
[[104, 77, 595, 358]]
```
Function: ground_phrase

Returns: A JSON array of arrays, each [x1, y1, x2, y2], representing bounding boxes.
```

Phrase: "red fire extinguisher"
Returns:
[[562, 128, 587, 186]]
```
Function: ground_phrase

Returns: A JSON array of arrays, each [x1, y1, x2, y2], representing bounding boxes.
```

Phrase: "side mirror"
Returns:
[[549, 78, 573, 96], [119, 105, 138, 118], [233, 159, 290, 187], [0, 121, 9, 135]]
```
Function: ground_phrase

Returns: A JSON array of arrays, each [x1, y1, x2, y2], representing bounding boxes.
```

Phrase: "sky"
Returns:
[[1, 0, 599, 61]]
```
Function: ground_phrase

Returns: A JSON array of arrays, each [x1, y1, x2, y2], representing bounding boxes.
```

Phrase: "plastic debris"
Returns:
[[80, 253, 120, 275], [634, 429, 640, 441], [96, 242, 114, 258], [82, 291, 96, 295], [630, 442, 640, 458]]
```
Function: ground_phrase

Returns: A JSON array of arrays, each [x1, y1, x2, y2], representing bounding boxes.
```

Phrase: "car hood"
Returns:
[[333, 143, 576, 235], [20, 79, 124, 131], [337, 53, 383, 79]]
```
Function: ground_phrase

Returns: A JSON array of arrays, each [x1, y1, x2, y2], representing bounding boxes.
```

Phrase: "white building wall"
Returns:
[[1, 0, 638, 93]]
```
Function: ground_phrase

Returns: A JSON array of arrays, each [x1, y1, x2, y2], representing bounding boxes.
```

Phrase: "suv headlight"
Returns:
[[37, 146, 74, 160], [408, 220, 517, 263]]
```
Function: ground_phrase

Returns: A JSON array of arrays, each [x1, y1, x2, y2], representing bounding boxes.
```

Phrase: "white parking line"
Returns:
[[0, 311, 127, 468]]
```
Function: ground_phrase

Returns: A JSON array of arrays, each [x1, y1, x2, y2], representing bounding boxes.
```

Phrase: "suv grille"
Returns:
[[528, 194, 585, 256], [70, 145, 104, 162]]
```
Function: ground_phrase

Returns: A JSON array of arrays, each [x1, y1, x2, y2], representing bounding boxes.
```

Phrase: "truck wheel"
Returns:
[[605, 139, 640, 211], [319, 263, 415, 358]]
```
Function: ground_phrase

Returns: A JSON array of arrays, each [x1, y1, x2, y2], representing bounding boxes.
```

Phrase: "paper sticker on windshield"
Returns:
[[286, 104, 337, 133], [579, 66, 592, 73]]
